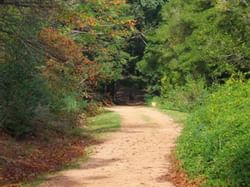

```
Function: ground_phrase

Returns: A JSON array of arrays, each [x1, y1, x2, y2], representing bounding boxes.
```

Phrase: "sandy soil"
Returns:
[[40, 106, 181, 187]]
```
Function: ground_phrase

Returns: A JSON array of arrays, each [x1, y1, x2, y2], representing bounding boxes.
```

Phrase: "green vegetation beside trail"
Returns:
[[1, 0, 250, 186], [87, 111, 121, 138], [140, 2, 250, 184], [160, 109, 188, 124], [138, 1, 250, 186], [22, 110, 121, 187], [139, 0, 250, 113], [177, 80, 250, 187], [147, 97, 188, 124], [54, 111, 121, 171], [67, 110, 121, 139]]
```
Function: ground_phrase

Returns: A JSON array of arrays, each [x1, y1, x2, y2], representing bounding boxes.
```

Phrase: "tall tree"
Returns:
[[138, 0, 250, 95]]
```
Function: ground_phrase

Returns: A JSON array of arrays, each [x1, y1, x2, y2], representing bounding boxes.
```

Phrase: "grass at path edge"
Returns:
[[160, 109, 189, 124], [22, 110, 121, 187]]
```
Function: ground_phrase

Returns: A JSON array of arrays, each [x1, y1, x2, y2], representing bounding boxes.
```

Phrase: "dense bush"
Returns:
[[140, 1, 250, 184], [0, 7, 50, 137], [160, 78, 208, 112], [177, 80, 250, 186], [0, 57, 48, 137]]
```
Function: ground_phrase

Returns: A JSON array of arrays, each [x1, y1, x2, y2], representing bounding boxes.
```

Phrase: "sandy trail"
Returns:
[[40, 106, 181, 187]]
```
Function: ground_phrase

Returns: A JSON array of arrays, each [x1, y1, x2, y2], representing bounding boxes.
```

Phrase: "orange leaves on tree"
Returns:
[[126, 20, 137, 30], [59, 14, 97, 30], [39, 27, 100, 88], [39, 28, 83, 62]]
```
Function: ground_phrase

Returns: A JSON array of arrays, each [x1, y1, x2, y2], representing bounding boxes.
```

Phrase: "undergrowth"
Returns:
[[147, 78, 209, 113], [176, 80, 250, 187], [87, 111, 121, 137], [0, 110, 120, 186]]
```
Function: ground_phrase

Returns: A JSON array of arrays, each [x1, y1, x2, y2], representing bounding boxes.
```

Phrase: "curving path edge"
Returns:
[[40, 106, 181, 187]]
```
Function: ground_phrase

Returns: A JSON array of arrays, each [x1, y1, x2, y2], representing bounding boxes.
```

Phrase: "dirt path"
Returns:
[[40, 106, 181, 187]]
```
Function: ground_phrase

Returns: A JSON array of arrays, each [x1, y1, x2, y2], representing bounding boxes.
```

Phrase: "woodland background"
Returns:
[[0, 0, 249, 186]]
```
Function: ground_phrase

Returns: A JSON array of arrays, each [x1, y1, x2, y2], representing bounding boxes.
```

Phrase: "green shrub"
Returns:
[[148, 78, 208, 112], [0, 4, 54, 137], [177, 80, 250, 186], [47, 91, 88, 128], [162, 78, 208, 112], [0, 54, 49, 137], [61, 94, 87, 114]]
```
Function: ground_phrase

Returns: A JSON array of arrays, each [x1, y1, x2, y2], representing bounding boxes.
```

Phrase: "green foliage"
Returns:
[[0, 48, 48, 136], [161, 77, 208, 111], [0, 61, 47, 136], [0, 6, 50, 137], [60, 0, 135, 82], [147, 78, 208, 112], [160, 109, 188, 124], [87, 111, 121, 136], [177, 80, 250, 186], [138, 0, 250, 95], [0, 0, 137, 136], [128, 0, 167, 28], [62, 94, 87, 114], [140, 2, 250, 185]]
